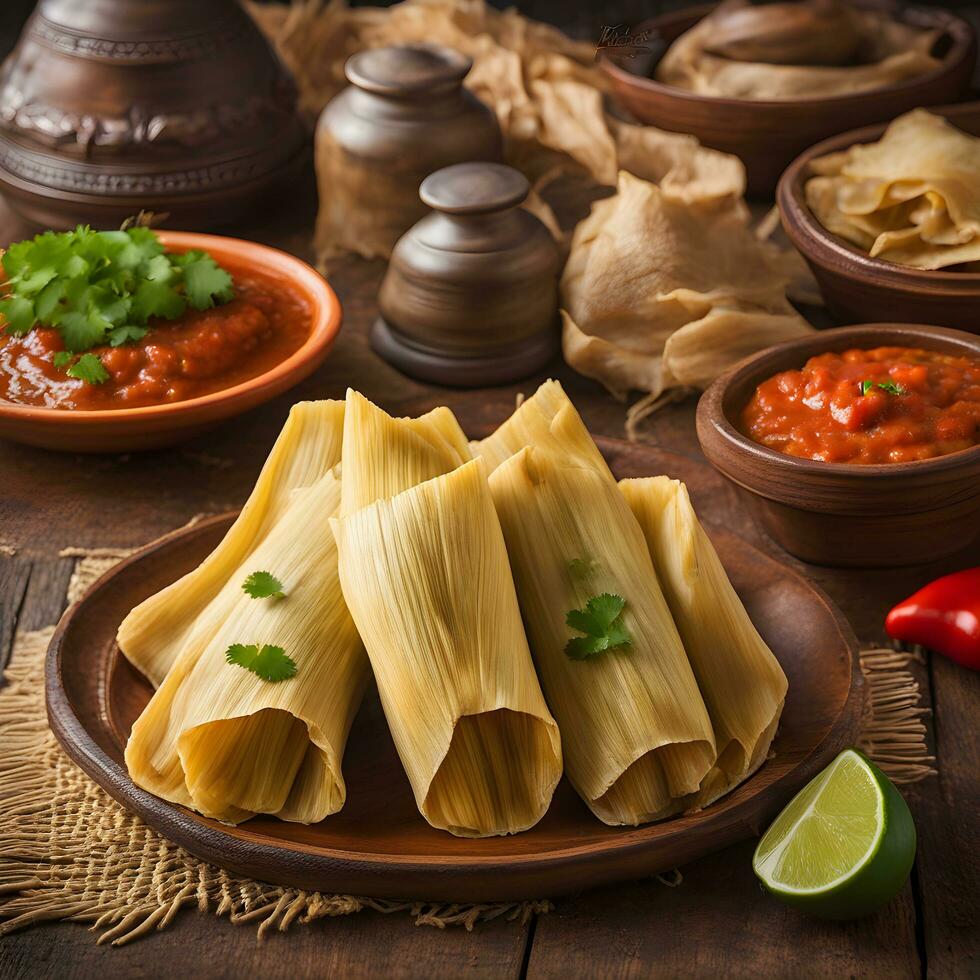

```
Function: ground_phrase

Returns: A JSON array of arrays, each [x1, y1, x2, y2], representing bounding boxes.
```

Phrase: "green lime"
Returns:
[[753, 748, 916, 920]]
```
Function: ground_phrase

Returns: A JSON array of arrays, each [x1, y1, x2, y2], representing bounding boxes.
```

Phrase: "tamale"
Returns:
[[482, 383, 716, 825], [118, 400, 345, 686], [472, 378, 609, 475], [125, 469, 369, 823], [620, 477, 787, 806], [340, 388, 471, 516], [332, 452, 562, 838]]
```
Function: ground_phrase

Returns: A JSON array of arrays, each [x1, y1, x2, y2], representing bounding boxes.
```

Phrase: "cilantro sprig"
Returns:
[[63, 352, 109, 384], [242, 570, 286, 600], [0, 225, 234, 383], [225, 643, 297, 682], [567, 556, 598, 580], [860, 379, 906, 396], [565, 593, 633, 661]]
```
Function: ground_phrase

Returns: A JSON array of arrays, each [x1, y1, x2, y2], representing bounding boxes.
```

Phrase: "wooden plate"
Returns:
[[46, 438, 862, 902]]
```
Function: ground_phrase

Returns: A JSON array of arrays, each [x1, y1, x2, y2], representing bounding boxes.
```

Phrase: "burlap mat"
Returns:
[[0, 549, 935, 946]]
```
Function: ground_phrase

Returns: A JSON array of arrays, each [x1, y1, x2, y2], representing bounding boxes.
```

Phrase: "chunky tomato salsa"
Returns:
[[741, 346, 980, 464], [0, 262, 310, 410]]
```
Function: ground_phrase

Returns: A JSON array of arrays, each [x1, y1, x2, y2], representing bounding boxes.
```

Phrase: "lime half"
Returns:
[[753, 749, 916, 920]]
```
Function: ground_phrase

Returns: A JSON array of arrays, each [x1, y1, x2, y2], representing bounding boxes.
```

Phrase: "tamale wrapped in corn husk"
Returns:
[[340, 389, 471, 517], [472, 379, 608, 475], [118, 400, 345, 687], [620, 477, 787, 806], [478, 383, 716, 825], [332, 395, 561, 837], [125, 469, 369, 824]]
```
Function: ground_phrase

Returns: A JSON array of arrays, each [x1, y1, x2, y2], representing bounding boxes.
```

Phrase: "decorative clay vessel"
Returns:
[[0, 0, 306, 229], [373, 162, 561, 387], [316, 44, 503, 259]]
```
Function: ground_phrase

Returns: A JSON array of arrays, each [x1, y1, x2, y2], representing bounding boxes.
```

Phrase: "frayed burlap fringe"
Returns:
[[857, 646, 937, 785], [0, 553, 552, 945], [0, 554, 935, 946]]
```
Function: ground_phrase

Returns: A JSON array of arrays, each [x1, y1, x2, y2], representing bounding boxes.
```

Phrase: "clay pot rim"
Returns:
[[0, 231, 342, 427], [697, 323, 980, 493], [597, 2, 976, 111], [777, 101, 980, 293], [345, 44, 473, 97]]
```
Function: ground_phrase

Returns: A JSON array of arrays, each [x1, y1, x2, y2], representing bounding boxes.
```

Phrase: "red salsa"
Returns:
[[0, 261, 311, 410], [741, 346, 980, 464]]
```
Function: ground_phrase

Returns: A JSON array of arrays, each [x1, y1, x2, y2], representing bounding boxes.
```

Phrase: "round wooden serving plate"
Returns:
[[46, 439, 862, 902]]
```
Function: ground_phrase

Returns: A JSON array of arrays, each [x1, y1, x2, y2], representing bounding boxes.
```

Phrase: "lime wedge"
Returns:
[[753, 749, 916, 920]]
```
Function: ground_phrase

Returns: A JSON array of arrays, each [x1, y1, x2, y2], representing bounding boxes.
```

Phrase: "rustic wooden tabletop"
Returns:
[[0, 169, 977, 979]]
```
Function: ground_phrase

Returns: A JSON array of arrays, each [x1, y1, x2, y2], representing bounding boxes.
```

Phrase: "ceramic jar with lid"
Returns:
[[0, 0, 306, 229], [373, 162, 561, 386], [316, 44, 504, 258]]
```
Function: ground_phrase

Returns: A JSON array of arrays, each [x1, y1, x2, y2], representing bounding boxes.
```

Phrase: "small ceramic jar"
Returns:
[[373, 162, 561, 386], [0, 0, 306, 229], [315, 44, 503, 258]]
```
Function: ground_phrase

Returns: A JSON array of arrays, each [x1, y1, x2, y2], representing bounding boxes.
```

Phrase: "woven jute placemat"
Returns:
[[0, 548, 935, 946]]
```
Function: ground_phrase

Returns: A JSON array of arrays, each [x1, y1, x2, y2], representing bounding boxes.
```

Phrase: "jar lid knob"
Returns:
[[345, 44, 472, 96], [420, 162, 529, 215]]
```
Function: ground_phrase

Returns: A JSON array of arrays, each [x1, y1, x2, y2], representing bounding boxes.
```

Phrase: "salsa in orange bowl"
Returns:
[[0, 228, 316, 411], [0, 229, 341, 452]]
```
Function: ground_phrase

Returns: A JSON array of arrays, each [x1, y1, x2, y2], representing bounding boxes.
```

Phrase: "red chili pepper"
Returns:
[[885, 567, 980, 671]]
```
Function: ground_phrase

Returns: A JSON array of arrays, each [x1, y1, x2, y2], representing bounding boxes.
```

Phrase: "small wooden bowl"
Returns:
[[697, 324, 980, 568], [599, 3, 976, 198], [777, 102, 980, 329], [0, 233, 342, 453]]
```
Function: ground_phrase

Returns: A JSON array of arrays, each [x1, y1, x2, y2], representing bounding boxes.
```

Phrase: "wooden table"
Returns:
[[0, 175, 977, 980]]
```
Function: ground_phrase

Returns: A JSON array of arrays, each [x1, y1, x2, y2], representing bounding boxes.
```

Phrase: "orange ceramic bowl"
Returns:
[[0, 232, 342, 452]]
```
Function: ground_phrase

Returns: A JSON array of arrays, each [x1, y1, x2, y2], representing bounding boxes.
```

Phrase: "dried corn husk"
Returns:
[[125, 469, 369, 824], [340, 388, 471, 516], [560, 171, 812, 432], [118, 400, 344, 686], [477, 383, 716, 825], [332, 455, 561, 837], [472, 378, 608, 475], [657, 0, 941, 100], [806, 109, 980, 270], [248, 0, 746, 262], [620, 477, 787, 807]]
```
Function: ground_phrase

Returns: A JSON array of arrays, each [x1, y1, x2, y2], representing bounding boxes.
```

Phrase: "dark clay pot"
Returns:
[[373, 162, 561, 387], [316, 44, 504, 259], [0, 0, 307, 230]]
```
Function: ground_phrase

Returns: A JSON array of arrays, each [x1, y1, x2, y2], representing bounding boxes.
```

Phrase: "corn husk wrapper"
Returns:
[[560, 171, 812, 433], [118, 400, 345, 687], [620, 477, 787, 807], [806, 110, 980, 271], [332, 455, 562, 837], [340, 389, 471, 517], [657, 0, 940, 100], [248, 0, 745, 262], [125, 470, 369, 824], [472, 378, 608, 475], [475, 383, 715, 825]]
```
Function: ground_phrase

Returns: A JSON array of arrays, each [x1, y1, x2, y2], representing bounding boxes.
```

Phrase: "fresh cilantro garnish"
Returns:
[[225, 643, 297, 682], [567, 556, 598, 580], [242, 570, 286, 600], [177, 251, 234, 309], [0, 226, 235, 383], [565, 593, 632, 660], [860, 379, 906, 396], [66, 353, 108, 384], [108, 324, 147, 346]]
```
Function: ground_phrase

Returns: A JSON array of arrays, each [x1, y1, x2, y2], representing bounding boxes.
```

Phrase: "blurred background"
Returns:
[[3, 1, 980, 61]]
